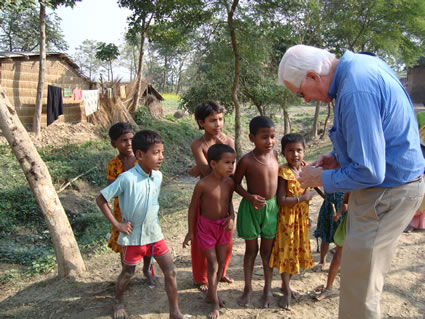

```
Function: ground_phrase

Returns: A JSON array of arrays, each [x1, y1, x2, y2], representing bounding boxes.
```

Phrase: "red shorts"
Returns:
[[196, 215, 230, 251], [122, 239, 169, 265]]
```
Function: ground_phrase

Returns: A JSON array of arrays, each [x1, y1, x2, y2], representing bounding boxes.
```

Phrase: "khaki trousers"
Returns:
[[339, 176, 425, 319]]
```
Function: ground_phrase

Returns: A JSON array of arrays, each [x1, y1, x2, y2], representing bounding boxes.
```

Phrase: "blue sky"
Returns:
[[55, 0, 132, 79]]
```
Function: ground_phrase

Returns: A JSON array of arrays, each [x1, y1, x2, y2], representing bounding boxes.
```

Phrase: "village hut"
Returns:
[[407, 56, 425, 105], [0, 52, 95, 129]]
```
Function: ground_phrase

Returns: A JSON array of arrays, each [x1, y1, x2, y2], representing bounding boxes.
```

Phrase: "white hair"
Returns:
[[278, 45, 336, 88]]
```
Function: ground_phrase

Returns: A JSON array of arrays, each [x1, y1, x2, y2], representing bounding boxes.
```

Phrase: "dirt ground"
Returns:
[[0, 174, 424, 319], [1, 119, 424, 318]]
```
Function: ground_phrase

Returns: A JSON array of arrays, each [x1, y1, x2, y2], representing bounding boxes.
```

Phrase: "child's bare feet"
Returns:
[[261, 291, 273, 308], [206, 296, 225, 307], [314, 288, 333, 301], [237, 287, 252, 307], [197, 283, 208, 292], [170, 310, 185, 319], [220, 275, 234, 283], [279, 294, 291, 310], [208, 305, 220, 319], [143, 269, 158, 286], [113, 300, 128, 319], [311, 262, 325, 272]]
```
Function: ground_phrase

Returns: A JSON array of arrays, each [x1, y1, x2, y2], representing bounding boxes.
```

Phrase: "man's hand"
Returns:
[[182, 232, 193, 248], [116, 221, 133, 235], [223, 216, 234, 231], [310, 153, 339, 170], [248, 194, 266, 210], [299, 165, 323, 189]]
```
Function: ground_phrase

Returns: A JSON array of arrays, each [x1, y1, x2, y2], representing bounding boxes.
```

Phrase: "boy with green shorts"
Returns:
[[234, 116, 279, 308]]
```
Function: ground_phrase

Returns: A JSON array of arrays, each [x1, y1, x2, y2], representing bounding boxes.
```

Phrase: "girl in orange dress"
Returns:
[[269, 133, 314, 309]]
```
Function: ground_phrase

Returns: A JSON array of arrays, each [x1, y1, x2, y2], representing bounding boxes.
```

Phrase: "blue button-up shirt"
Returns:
[[322, 51, 425, 192], [100, 163, 164, 246]]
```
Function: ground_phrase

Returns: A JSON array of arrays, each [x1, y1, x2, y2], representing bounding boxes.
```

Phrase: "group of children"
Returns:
[[96, 100, 349, 319]]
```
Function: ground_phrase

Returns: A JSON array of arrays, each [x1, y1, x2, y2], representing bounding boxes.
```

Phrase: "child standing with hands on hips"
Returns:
[[97, 130, 183, 319], [188, 100, 235, 290], [183, 144, 236, 319], [234, 116, 279, 308], [269, 133, 314, 310], [105, 123, 156, 286]]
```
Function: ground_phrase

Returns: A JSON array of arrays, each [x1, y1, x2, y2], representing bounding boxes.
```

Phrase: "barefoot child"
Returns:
[[96, 130, 183, 319], [188, 100, 234, 290], [315, 192, 350, 301], [312, 191, 346, 273], [183, 144, 236, 319], [106, 123, 156, 286], [234, 116, 279, 308], [269, 133, 314, 310]]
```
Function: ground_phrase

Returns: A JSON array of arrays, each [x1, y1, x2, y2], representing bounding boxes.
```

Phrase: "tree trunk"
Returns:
[[227, 0, 242, 160], [110, 61, 114, 82], [321, 102, 332, 139], [283, 108, 291, 135], [162, 56, 168, 92], [175, 58, 184, 95], [130, 27, 147, 114], [32, 2, 46, 135], [0, 85, 86, 278], [312, 100, 320, 139]]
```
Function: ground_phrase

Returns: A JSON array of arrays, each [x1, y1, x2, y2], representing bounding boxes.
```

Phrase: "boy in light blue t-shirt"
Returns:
[[96, 130, 183, 319]]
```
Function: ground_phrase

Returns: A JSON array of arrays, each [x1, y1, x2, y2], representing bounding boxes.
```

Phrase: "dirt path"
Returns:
[[1, 176, 424, 319]]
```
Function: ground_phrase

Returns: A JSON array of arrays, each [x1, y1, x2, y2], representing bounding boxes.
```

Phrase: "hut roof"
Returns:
[[0, 51, 93, 84]]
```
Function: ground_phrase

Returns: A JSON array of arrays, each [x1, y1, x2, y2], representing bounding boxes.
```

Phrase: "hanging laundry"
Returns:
[[82, 90, 99, 116], [63, 88, 72, 98], [73, 88, 82, 100], [120, 85, 126, 99], [47, 85, 63, 126]]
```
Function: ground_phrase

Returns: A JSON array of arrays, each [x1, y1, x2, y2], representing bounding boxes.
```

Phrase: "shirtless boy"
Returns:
[[188, 100, 234, 290], [234, 116, 279, 308], [183, 144, 236, 319]]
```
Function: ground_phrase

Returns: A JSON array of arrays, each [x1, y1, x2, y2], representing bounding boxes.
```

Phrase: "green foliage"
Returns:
[[0, 3, 68, 51], [73, 39, 102, 81]]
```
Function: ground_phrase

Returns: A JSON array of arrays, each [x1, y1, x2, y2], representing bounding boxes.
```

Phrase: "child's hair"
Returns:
[[108, 122, 133, 141], [132, 130, 163, 153], [195, 100, 224, 129], [249, 116, 275, 135], [281, 133, 306, 152], [207, 144, 235, 165]]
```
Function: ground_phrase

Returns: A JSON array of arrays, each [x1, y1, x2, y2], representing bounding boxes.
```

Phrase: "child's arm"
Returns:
[[277, 177, 314, 207], [96, 194, 133, 234], [233, 157, 266, 209], [189, 140, 211, 177], [182, 182, 203, 248], [333, 192, 350, 222], [224, 179, 235, 231]]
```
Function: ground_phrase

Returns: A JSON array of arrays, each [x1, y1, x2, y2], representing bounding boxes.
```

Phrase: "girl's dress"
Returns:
[[314, 192, 346, 243], [269, 165, 314, 274], [106, 156, 136, 253]]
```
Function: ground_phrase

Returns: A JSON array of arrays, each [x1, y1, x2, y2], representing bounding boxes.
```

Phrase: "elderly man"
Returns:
[[278, 44, 425, 319]]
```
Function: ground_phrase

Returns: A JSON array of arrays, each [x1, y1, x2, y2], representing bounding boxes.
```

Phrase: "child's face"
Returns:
[[211, 152, 236, 177], [112, 132, 134, 157], [249, 127, 276, 153], [283, 142, 305, 167], [198, 112, 224, 136], [136, 143, 164, 173]]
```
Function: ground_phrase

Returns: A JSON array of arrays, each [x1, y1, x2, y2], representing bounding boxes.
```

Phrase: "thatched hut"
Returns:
[[0, 52, 95, 129]]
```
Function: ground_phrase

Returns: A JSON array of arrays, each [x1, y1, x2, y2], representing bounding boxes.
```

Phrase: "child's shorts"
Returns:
[[122, 239, 169, 265], [237, 197, 278, 240], [196, 215, 231, 251]]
